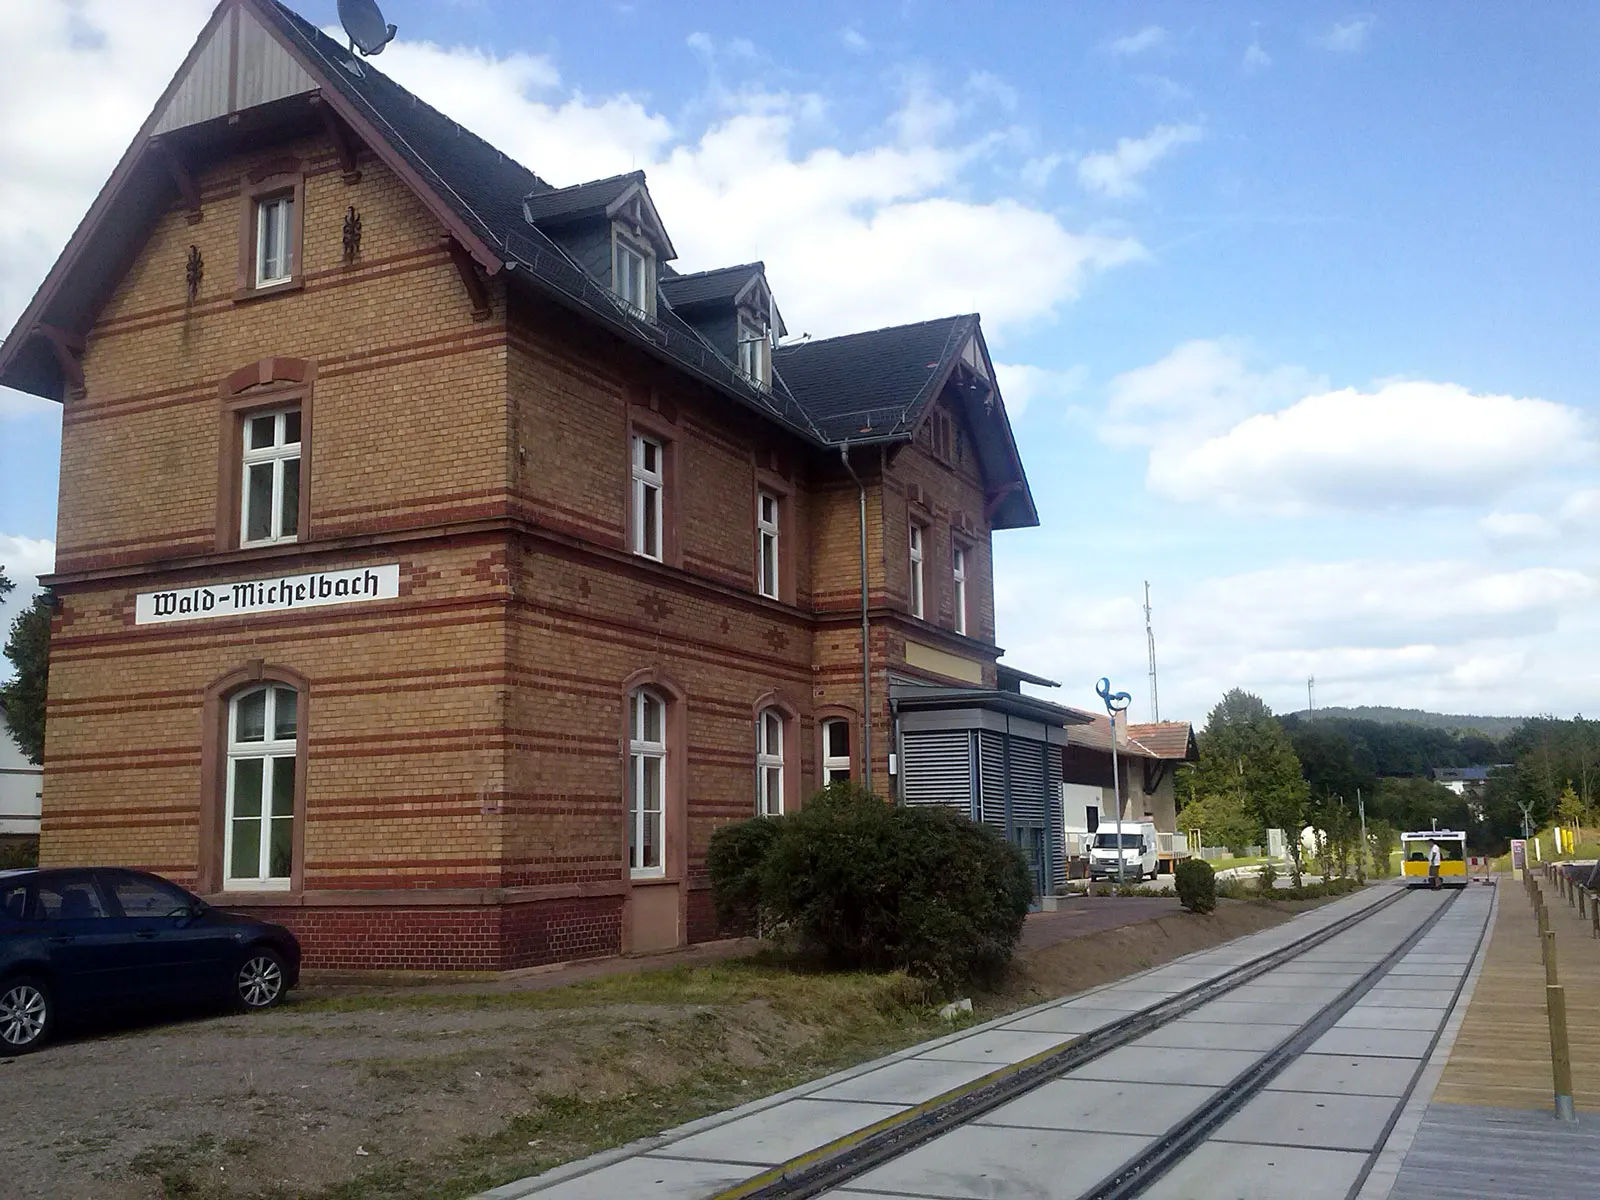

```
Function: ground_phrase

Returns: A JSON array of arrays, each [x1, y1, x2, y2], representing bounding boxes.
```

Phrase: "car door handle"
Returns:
[[136, 931, 159, 940], [48, 935, 74, 945]]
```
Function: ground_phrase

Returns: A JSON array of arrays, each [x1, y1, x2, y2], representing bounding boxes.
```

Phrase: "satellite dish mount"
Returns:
[[338, 0, 398, 57]]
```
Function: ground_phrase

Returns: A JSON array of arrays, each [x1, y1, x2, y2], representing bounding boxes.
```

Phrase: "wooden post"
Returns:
[[1547, 984, 1577, 1122], [1544, 929, 1559, 987]]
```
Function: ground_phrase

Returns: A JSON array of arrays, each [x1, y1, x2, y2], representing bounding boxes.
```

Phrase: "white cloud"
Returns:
[[966, 71, 1019, 113], [1107, 342, 1594, 513], [993, 363, 1089, 419], [1243, 27, 1271, 71], [1318, 16, 1375, 53], [1020, 154, 1064, 189], [1107, 26, 1169, 57], [1480, 512, 1556, 545], [1156, 381, 1592, 513], [1104, 338, 1325, 447], [375, 41, 1144, 340], [0, 0, 216, 330], [1077, 123, 1202, 199], [839, 27, 870, 54], [996, 555, 1597, 720]]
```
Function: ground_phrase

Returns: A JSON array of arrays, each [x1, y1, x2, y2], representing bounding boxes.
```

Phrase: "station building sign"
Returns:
[[135, 564, 400, 625]]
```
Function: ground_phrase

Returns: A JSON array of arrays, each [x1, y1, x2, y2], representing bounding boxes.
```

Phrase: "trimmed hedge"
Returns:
[[1175, 858, 1217, 913], [708, 782, 1033, 991]]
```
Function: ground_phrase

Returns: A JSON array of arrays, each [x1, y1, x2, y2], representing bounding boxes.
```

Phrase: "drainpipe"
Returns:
[[840, 443, 872, 793]]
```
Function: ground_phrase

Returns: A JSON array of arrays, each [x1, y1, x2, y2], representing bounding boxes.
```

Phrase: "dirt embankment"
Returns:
[[0, 897, 1315, 1200]]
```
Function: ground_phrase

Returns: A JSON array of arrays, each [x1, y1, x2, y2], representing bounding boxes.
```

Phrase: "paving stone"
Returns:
[[1140, 1141, 1370, 1200], [1071, 1044, 1263, 1088], [1184, 998, 1326, 1025], [844, 1124, 1153, 1200], [528, 1154, 755, 1199], [1213, 1089, 1401, 1152], [1309, 1026, 1431, 1058], [1359, 986, 1460, 1008], [917, 1028, 1075, 1065], [1337, 1005, 1448, 1031], [809, 1057, 997, 1105], [999, 1006, 1126, 1036], [650, 1098, 906, 1167], [1266, 1052, 1423, 1097], [1133, 1018, 1295, 1053], [976, 1078, 1217, 1135]]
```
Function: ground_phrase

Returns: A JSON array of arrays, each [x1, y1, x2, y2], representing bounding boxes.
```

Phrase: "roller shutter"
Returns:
[[902, 730, 974, 816]]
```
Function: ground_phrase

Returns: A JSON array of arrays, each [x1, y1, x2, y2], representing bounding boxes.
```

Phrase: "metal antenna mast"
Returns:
[[1143, 581, 1160, 722], [1308, 674, 1316, 719]]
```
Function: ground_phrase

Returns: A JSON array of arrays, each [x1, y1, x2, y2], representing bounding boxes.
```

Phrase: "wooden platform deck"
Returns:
[[1432, 872, 1600, 1112]]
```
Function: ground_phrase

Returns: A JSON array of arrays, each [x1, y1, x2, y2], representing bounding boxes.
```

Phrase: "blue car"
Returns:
[[0, 867, 301, 1055]]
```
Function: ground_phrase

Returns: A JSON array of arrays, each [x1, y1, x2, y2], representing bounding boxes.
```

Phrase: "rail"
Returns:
[[716, 885, 1429, 1200]]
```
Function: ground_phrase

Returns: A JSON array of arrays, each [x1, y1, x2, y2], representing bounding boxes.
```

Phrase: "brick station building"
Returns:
[[0, 0, 1064, 971]]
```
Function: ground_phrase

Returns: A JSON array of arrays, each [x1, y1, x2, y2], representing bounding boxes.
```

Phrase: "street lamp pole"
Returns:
[[1097, 677, 1133, 889], [1357, 788, 1368, 881]]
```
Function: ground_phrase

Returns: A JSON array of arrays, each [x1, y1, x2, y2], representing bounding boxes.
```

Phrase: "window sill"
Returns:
[[629, 872, 673, 885], [234, 277, 304, 304]]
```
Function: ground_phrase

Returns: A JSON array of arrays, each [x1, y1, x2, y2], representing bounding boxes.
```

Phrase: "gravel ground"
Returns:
[[1, 998, 737, 1199]]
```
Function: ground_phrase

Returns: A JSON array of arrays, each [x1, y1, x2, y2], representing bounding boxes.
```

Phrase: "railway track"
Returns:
[[716, 884, 1492, 1200]]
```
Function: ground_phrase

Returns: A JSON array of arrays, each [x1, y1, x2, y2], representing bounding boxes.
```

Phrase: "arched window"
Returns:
[[821, 718, 852, 785], [225, 685, 298, 889], [628, 689, 667, 877], [757, 708, 784, 816]]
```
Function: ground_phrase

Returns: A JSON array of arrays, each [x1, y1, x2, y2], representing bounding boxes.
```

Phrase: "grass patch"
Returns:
[[295, 956, 932, 1018]]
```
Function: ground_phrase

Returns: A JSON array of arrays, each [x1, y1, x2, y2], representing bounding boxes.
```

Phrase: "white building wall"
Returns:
[[0, 722, 42, 836]]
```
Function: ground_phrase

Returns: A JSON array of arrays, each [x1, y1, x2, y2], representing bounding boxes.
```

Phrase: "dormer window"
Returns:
[[737, 315, 771, 388], [613, 231, 654, 316]]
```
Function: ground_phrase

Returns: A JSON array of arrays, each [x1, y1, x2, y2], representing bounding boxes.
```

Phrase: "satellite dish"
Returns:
[[337, 0, 397, 57]]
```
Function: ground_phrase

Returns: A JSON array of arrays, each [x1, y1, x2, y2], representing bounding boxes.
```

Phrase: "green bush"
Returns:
[[1175, 858, 1217, 913], [0, 839, 37, 870], [709, 783, 1033, 991], [1255, 861, 1278, 890], [706, 815, 783, 933]]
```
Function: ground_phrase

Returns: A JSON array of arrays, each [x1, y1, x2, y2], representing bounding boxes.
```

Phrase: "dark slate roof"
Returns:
[[659, 263, 764, 309], [521, 172, 643, 225], [264, 2, 546, 255], [773, 315, 975, 442]]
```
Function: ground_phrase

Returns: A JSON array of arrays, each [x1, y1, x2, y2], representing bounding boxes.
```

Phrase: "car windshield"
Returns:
[[1093, 833, 1142, 849]]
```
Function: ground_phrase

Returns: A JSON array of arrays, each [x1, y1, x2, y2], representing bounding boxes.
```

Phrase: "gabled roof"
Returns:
[[775, 315, 1037, 527], [774, 315, 973, 442], [521, 170, 676, 259], [522, 172, 643, 224], [1126, 722, 1199, 762], [0, 0, 1035, 528], [660, 263, 763, 309]]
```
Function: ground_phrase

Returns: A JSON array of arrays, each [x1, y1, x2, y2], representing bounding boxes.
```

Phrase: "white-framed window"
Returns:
[[614, 235, 652, 314], [757, 490, 780, 599], [241, 407, 301, 546], [908, 521, 925, 619], [631, 434, 663, 560], [224, 685, 297, 890], [628, 689, 667, 877], [952, 544, 968, 636], [757, 708, 784, 816], [255, 194, 295, 288], [821, 718, 851, 785], [737, 316, 771, 388]]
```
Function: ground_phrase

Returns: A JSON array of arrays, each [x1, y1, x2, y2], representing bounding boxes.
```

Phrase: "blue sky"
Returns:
[[3, 1, 1598, 722]]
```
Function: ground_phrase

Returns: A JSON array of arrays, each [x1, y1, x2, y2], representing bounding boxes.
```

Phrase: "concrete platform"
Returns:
[[480, 884, 1487, 1200], [1372, 870, 1600, 1199]]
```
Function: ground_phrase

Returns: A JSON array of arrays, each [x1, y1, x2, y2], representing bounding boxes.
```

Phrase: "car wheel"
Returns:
[[0, 976, 53, 1056], [234, 948, 287, 1011]]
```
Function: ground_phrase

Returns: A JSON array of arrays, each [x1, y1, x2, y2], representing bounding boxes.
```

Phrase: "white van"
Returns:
[[1088, 820, 1159, 882]]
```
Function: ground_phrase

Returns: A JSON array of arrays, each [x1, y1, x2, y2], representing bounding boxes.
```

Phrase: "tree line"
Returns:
[[1178, 687, 1598, 864]]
